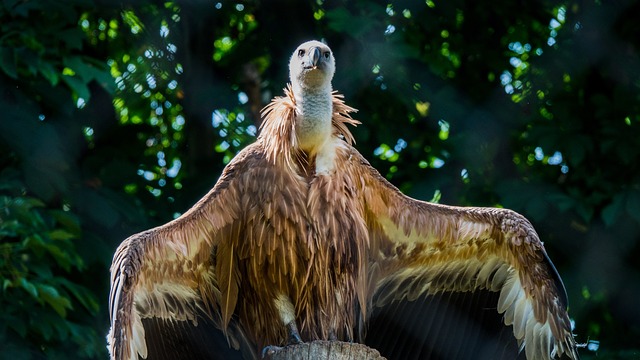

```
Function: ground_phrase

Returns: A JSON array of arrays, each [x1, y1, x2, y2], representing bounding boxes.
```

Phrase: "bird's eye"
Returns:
[[298, 49, 305, 57], [324, 51, 331, 59]]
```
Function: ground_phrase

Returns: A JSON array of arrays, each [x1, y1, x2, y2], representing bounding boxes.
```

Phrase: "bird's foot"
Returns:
[[261, 321, 304, 358], [261, 345, 283, 359], [286, 321, 303, 345]]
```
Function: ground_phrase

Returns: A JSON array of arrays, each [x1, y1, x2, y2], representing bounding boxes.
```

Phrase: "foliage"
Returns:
[[1, 0, 118, 357], [0, 163, 101, 358], [0, 0, 639, 358]]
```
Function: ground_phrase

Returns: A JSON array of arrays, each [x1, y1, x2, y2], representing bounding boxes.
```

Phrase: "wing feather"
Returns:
[[216, 235, 239, 331], [107, 145, 259, 360], [350, 150, 578, 360]]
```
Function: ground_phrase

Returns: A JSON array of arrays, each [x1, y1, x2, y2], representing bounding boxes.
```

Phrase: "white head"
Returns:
[[289, 40, 335, 93]]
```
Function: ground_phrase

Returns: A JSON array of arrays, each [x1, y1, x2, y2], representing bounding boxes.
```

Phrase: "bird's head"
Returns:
[[289, 40, 335, 93]]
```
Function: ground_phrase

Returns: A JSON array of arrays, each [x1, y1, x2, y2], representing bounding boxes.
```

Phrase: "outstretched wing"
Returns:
[[353, 152, 578, 360], [107, 145, 259, 360]]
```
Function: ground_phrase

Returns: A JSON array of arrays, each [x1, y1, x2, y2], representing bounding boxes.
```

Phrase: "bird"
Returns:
[[107, 40, 579, 360]]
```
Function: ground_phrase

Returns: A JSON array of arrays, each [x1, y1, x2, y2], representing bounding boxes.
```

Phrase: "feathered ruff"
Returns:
[[259, 84, 359, 172]]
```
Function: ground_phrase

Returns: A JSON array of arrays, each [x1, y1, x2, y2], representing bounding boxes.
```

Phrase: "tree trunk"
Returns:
[[263, 341, 386, 360]]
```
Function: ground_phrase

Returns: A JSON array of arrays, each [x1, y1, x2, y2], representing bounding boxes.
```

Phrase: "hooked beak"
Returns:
[[302, 47, 322, 70], [310, 47, 321, 68]]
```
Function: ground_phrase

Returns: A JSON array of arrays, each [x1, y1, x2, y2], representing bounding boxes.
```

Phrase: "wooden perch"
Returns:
[[263, 340, 386, 360]]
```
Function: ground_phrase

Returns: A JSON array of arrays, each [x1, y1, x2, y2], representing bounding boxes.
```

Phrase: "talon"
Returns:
[[261, 345, 283, 359], [287, 321, 303, 344]]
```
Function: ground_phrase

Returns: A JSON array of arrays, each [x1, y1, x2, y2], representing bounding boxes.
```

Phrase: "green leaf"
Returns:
[[16, 47, 43, 76], [49, 210, 81, 236], [121, 9, 145, 33], [63, 56, 90, 80], [18, 277, 38, 298], [48, 229, 76, 241], [61, 74, 91, 100], [39, 319, 53, 341], [3, 278, 12, 291], [44, 244, 72, 272], [24, 234, 46, 258], [64, 56, 108, 84], [38, 61, 60, 86], [59, 278, 99, 313], [30, 261, 53, 279], [37, 283, 72, 318], [0, 46, 18, 79], [16, 197, 46, 209], [602, 193, 625, 227], [51, 315, 71, 341], [0, 219, 20, 236], [429, 189, 442, 203]]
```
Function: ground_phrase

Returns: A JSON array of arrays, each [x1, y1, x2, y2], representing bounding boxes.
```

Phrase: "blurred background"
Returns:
[[1, 0, 638, 358]]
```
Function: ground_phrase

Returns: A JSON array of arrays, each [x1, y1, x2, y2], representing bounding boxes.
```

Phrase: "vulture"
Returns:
[[108, 40, 579, 360]]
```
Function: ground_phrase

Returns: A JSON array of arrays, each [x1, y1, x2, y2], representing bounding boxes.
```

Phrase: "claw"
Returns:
[[261, 345, 283, 359], [262, 321, 304, 358], [286, 321, 303, 345]]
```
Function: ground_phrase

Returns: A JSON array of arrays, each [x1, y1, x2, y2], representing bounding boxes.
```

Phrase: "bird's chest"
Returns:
[[237, 156, 368, 293], [236, 161, 368, 343]]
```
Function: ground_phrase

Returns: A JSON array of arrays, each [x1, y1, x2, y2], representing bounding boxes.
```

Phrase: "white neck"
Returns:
[[294, 84, 333, 154]]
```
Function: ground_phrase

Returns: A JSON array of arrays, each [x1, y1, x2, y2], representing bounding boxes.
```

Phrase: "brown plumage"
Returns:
[[108, 40, 579, 360]]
